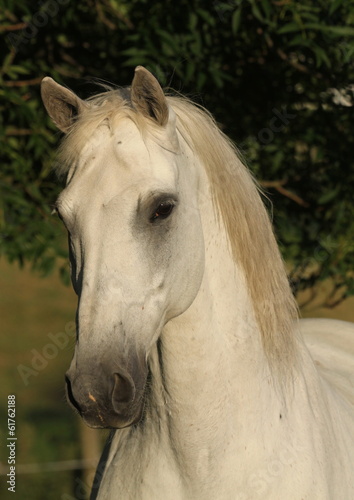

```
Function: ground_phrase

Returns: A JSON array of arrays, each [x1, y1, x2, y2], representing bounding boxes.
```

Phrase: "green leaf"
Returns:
[[312, 46, 331, 68], [250, 1, 264, 23], [305, 23, 354, 36], [121, 47, 149, 57], [260, 0, 272, 20], [288, 36, 313, 48], [277, 22, 302, 34], [197, 8, 216, 26], [189, 12, 198, 30], [232, 7, 242, 35], [329, 0, 344, 16], [318, 186, 341, 204]]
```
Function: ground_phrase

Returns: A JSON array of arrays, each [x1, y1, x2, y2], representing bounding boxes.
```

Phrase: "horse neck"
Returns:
[[149, 161, 288, 483]]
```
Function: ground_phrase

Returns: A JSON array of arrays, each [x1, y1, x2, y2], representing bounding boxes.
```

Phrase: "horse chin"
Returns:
[[76, 393, 146, 429], [81, 407, 145, 430]]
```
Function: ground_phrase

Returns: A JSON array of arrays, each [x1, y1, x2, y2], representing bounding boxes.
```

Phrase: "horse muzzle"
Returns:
[[65, 356, 148, 429]]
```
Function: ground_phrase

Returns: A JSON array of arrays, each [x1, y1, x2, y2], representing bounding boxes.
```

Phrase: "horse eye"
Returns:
[[150, 202, 175, 222]]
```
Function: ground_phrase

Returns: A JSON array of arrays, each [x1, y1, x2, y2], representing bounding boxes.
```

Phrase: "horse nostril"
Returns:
[[112, 373, 135, 411], [65, 374, 82, 414]]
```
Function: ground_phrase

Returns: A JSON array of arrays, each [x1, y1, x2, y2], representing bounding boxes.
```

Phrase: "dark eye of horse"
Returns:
[[150, 202, 175, 222]]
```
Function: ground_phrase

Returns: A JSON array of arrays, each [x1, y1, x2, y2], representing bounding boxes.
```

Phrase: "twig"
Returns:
[[260, 179, 309, 207], [0, 23, 27, 32], [324, 295, 347, 309], [3, 77, 43, 87], [59, 51, 85, 73], [95, 0, 116, 30], [272, 1, 292, 5], [5, 128, 32, 136], [4, 10, 18, 23], [275, 185, 309, 207], [277, 48, 309, 74], [102, 0, 134, 29], [260, 179, 287, 188], [323, 282, 347, 308]]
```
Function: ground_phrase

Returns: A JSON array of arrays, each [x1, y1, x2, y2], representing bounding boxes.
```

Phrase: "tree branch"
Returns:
[[260, 179, 309, 207], [276, 48, 309, 74], [275, 185, 309, 207], [5, 128, 32, 136], [0, 23, 27, 32], [3, 77, 43, 87]]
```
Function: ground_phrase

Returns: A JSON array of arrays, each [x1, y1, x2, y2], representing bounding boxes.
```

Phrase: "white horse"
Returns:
[[41, 67, 354, 500]]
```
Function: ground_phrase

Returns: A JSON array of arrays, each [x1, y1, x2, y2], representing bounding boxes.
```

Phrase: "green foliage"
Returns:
[[1, 0, 354, 304]]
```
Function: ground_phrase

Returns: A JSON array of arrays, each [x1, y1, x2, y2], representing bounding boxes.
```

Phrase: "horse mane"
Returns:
[[56, 87, 299, 372], [169, 97, 299, 371]]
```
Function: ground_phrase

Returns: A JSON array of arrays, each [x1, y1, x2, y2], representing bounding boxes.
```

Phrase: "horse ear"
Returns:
[[131, 66, 169, 126], [41, 77, 88, 133]]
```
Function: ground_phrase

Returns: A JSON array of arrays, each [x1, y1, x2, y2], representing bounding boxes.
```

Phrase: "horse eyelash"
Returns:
[[51, 204, 58, 216]]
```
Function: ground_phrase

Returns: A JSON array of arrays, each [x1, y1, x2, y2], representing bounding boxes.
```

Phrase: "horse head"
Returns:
[[41, 67, 205, 428]]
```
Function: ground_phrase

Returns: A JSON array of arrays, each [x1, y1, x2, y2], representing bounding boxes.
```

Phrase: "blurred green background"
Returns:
[[0, 259, 106, 499], [1, 0, 354, 498]]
